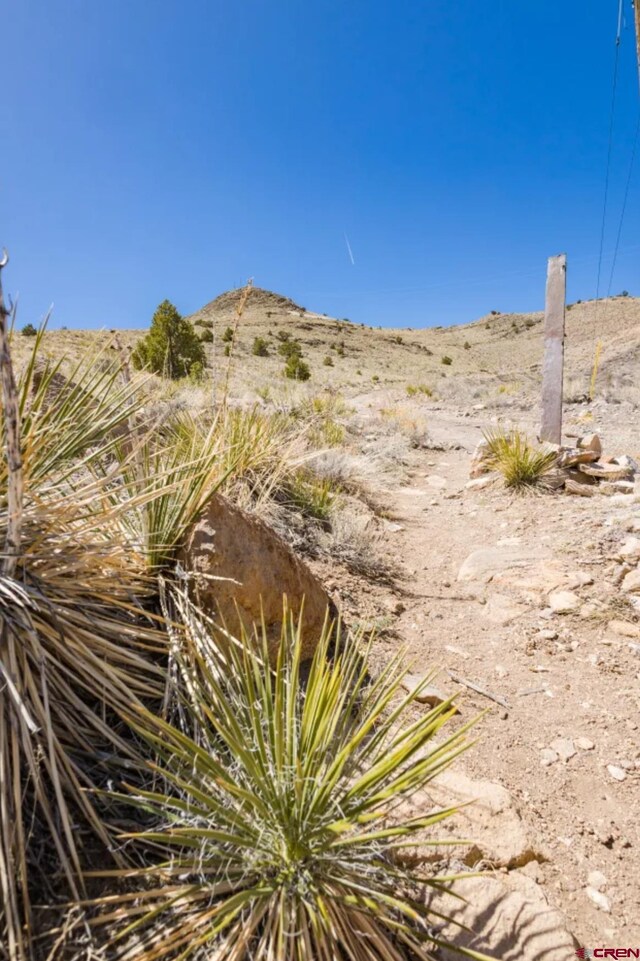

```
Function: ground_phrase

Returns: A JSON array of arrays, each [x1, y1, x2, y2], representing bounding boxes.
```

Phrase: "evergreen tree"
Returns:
[[132, 300, 205, 379]]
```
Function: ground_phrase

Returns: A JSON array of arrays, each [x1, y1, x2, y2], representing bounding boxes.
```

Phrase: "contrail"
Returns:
[[344, 232, 355, 266]]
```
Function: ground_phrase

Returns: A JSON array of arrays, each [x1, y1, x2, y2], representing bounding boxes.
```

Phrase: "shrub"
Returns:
[[278, 338, 302, 359], [620, 290, 630, 297], [252, 336, 269, 356], [98, 609, 472, 961], [276, 329, 290, 342], [483, 427, 557, 490], [372, 374, 379, 383], [463, 341, 471, 350], [356, 368, 362, 375], [393, 334, 403, 344], [21, 323, 37, 336], [132, 300, 205, 379], [222, 326, 234, 343], [441, 355, 453, 366], [194, 318, 213, 329], [406, 384, 433, 397], [323, 355, 334, 366], [199, 328, 214, 343], [336, 343, 345, 357], [224, 343, 231, 356], [189, 360, 205, 383], [284, 354, 310, 380]]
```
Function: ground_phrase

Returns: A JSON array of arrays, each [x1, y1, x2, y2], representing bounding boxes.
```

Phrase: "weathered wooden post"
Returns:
[[540, 253, 566, 444]]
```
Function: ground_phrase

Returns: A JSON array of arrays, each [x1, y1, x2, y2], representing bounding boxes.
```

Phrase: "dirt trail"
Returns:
[[362, 409, 640, 952]]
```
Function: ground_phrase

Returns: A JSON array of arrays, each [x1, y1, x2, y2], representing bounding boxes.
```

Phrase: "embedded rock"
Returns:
[[437, 874, 578, 961], [180, 493, 334, 661]]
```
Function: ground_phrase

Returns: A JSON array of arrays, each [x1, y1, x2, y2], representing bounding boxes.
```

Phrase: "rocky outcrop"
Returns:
[[180, 493, 335, 660]]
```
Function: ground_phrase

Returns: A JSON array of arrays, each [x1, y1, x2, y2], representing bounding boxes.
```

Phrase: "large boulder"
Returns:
[[180, 493, 335, 660]]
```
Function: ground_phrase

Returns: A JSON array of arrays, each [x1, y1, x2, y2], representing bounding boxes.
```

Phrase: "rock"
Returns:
[[548, 591, 581, 614], [435, 875, 578, 961], [537, 628, 558, 640], [622, 569, 640, 593], [540, 748, 559, 767], [540, 467, 567, 490], [587, 870, 607, 890], [576, 737, 595, 751], [457, 546, 546, 583], [483, 593, 528, 626], [549, 737, 576, 762], [579, 462, 634, 481], [558, 447, 600, 468], [586, 886, 611, 912], [426, 475, 448, 489], [613, 454, 639, 472], [400, 674, 455, 708], [600, 480, 637, 495], [565, 478, 597, 497], [608, 619, 640, 638], [397, 769, 537, 869], [465, 474, 497, 491], [577, 433, 602, 455], [619, 536, 640, 560], [180, 493, 334, 662], [607, 764, 627, 782], [565, 571, 594, 589], [469, 440, 493, 478]]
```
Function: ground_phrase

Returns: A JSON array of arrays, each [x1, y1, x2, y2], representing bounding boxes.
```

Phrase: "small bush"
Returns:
[[252, 336, 269, 356], [194, 318, 213, 329], [276, 329, 290, 342], [278, 338, 302, 359], [21, 323, 37, 337], [393, 334, 403, 344], [441, 355, 453, 366], [406, 384, 433, 398], [620, 290, 630, 297], [483, 427, 557, 490], [188, 360, 205, 383], [222, 326, 234, 343], [284, 354, 310, 381], [356, 368, 362, 375], [323, 355, 334, 366], [463, 341, 471, 350], [372, 374, 379, 383], [199, 328, 214, 343], [336, 343, 345, 357], [223, 344, 231, 357]]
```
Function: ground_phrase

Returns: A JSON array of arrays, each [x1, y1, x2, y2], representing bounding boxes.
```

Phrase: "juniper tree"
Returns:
[[132, 300, 205, 379]]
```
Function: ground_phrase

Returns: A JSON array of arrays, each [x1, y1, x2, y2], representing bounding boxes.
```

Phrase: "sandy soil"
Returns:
[[314, 399, 640, 952]]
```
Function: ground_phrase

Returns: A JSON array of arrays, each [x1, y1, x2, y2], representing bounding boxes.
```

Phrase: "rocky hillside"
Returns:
[[15, 288, 640, 407]]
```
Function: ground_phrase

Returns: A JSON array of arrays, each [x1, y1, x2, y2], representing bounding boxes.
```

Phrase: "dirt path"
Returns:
[[354, 408, 639, 953]]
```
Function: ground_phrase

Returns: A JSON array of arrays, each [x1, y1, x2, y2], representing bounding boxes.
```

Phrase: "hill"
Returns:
[[13, 288, 640, 408]]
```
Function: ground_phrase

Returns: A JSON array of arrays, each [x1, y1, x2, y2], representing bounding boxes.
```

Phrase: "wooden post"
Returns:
[[540, 254, 567, 445]]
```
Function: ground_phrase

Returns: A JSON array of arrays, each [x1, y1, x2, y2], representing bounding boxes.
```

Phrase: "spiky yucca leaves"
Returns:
[[0, 331, 170, 959], [483, 427, 557, 490], [92, 600, 484, 961]]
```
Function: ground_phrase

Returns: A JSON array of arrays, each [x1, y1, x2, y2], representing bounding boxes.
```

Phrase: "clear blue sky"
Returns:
[[3, 1, 640, 329]]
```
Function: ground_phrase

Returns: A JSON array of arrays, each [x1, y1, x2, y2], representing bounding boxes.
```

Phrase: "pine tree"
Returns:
[[132, 300, 205, 379]]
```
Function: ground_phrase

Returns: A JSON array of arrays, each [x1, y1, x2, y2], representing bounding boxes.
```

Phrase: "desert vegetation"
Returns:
[[0, 268, 487, 960]]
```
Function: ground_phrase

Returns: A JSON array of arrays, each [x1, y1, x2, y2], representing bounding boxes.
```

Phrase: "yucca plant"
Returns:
[[483, 426, 557, 490], [90, 594, 485, 961], [0, 306, 170, 957]]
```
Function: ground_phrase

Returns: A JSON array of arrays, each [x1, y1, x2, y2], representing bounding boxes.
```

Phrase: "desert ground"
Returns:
[[7, 286, 640, 958]]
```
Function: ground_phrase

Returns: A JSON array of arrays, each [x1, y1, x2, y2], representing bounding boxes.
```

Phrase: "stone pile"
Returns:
[[470, 432, 640, 497]]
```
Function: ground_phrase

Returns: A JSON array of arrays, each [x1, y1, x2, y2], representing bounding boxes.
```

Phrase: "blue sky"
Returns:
[[3, 1, 640, 329]]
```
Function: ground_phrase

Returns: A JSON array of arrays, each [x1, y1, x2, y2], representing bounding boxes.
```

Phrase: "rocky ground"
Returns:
[[311, 396, 640, 959]]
